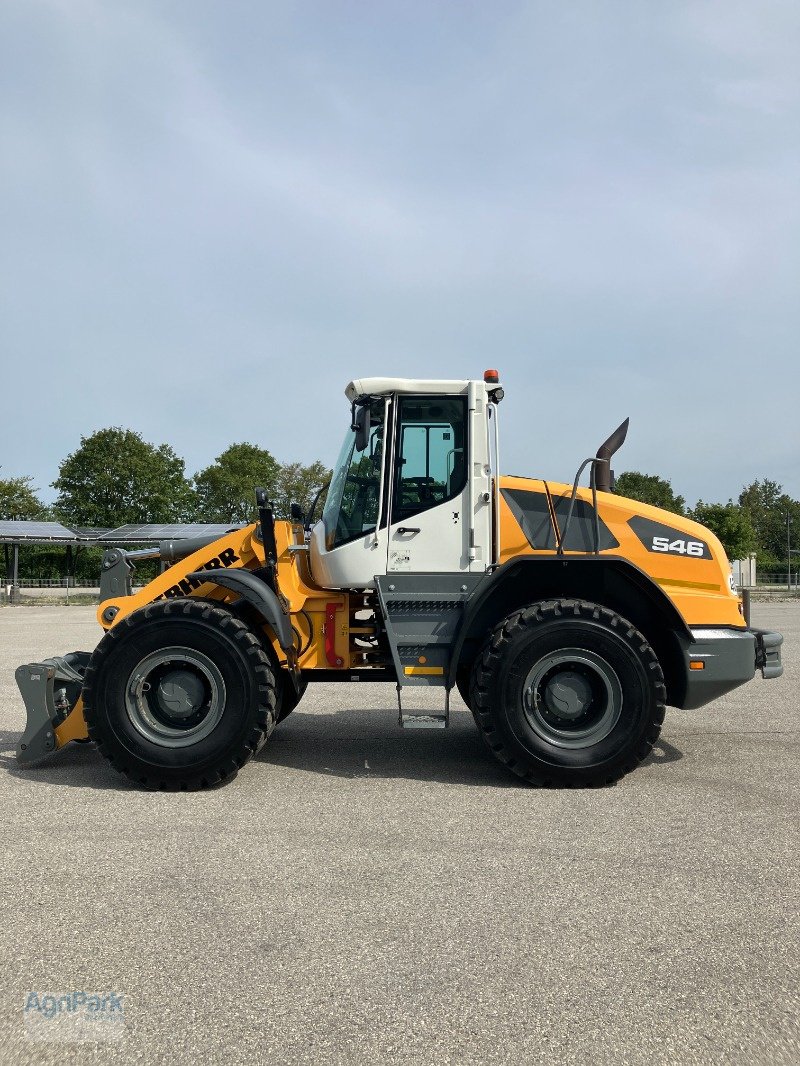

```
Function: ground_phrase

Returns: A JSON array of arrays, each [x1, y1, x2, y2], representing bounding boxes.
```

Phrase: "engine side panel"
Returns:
[[498, 477, 745, 629]]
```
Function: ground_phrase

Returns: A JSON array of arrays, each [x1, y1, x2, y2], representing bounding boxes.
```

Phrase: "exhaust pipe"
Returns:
[[595, 418, 629, 493]]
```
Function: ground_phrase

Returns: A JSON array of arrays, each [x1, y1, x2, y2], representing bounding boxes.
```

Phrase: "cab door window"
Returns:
[[322, 399, 386, 548], [392, 396, 467, 522]]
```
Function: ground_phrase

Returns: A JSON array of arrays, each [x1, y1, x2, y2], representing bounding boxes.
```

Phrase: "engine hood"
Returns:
[[497, 475, 742, 628]]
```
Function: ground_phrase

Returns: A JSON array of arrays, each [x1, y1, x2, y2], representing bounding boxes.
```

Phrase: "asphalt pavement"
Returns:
[[0, 604, 798, 1065]]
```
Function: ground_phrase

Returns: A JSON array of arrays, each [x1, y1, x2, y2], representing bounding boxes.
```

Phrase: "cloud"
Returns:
[[0, 0, 798, 506]]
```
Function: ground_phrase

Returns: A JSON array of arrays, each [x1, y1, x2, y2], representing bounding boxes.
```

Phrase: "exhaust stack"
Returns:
[[595, 418, 629, 492]]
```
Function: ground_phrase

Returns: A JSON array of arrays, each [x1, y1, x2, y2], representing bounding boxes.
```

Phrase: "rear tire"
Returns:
[[83, 599, 277, 790], [470, 599, 665, 786], [455, 667, 472, 710]]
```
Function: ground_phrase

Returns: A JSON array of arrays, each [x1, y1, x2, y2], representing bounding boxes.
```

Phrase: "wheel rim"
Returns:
[[522, 647, 622, 749], [124, 646, 226, 748]]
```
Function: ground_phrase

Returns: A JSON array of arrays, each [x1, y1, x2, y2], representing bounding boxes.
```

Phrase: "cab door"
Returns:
[[309, 396, 392, 590], [386, 394, 475, 574]]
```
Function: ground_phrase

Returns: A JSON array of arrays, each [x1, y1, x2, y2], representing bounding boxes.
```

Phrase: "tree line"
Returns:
[[0, 427, 331, 580], [1, 428, 797, 578]]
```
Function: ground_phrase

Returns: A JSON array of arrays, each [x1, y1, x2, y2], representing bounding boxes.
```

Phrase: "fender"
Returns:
[[448, 554, 693, 688], [186, 567, 294, 656]]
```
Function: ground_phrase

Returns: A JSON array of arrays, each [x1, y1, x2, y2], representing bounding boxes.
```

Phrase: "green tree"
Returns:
[[615, 471, 685, 515], [272, 460, 331, 519], [53, 428, 194, 527], [0, 474, 46, 520], [691, 501, 756, 560], [738, 479, 800, 570], [193, 443, 281, 523]]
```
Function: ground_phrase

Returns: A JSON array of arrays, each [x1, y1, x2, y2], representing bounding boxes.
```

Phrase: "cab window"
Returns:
[[392, 396, 467, 522], [322, 399, 386, 548]]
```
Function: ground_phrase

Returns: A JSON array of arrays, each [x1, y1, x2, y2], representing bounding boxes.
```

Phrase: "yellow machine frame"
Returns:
[[52, 475, 745, 754]]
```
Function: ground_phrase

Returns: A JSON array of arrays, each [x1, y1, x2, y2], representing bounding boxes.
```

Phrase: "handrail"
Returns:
[[557, 457, 609, 557]]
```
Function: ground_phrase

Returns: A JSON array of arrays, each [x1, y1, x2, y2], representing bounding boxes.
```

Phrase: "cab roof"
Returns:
[[345, 377, 495, 402]]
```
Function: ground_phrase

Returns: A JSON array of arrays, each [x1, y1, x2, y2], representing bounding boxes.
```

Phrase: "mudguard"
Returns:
[[185, 567, 294, 655]]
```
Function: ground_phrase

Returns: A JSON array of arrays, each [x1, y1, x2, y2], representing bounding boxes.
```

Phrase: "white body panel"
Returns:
[[309, 520, 390, 590], [310, 378, 498, 590], [385, 380, 491, 575], [346, 377, 475, 401]]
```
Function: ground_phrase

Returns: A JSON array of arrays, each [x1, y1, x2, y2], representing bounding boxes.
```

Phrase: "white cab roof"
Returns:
[[345, 377, 495, 401]]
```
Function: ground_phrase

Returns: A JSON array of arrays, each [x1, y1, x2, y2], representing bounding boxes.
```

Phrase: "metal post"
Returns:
[[12, 543, 19, 604], [788, 513, 792, 594], [66, 544, 73, 603], [741, 587, 751, 628]]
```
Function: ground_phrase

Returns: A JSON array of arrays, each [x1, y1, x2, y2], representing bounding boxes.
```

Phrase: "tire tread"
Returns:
[[82, 598, 276, 791], [469, 598, 666, 787]]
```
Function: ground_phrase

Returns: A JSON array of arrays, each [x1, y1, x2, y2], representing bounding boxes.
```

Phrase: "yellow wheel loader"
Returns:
[[15, 372, 783, 790]]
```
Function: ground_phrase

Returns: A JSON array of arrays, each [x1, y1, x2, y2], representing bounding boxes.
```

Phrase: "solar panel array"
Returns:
[[0, 520, 78, 542], [99, 524, 243, 543], [0, 522, 245, 545]]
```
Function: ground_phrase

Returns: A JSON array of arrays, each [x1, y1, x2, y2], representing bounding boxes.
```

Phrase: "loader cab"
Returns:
[[310, 377, 499, 590]]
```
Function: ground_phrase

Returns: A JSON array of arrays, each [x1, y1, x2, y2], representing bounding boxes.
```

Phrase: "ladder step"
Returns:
[[400, 714, 448, 729]]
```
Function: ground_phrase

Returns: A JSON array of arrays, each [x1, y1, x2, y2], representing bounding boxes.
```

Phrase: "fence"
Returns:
[[0, 585, 101, 606], [5, 577, 99, 589], [754, 573, 800, 588]]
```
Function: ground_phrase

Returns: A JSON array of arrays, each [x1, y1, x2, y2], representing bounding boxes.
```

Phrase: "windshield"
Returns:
[[322, 399, 386, 549]]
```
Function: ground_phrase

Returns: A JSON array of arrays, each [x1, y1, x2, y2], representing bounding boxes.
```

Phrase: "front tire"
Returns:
[[470, 599, 665, 786], [83, 599, 277, 790], [275, 674, 308, 723]]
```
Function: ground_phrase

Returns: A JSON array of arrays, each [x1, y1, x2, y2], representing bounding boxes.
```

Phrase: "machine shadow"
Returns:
[[0, 723, 684, 793], [257, 709, 520, 787], [0, 729, 133, 791], [642, 738, 684, 766], [0, 717, 514, 792], [261, 714, 684, 784]]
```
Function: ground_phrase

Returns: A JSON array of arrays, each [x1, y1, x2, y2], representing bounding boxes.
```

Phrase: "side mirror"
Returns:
[[353, 405, 370, 452]]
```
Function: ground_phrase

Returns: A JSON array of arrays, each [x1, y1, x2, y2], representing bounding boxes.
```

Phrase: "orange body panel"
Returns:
[[96, 522, 350, 670], [56, 523, 351, 750], [498, 476, 745, 628]]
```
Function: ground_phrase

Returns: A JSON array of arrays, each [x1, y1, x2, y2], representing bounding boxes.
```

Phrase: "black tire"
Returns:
[[83, 599, 277, 790], [219, 596, 306, 724], [275, 674, 308, 724], [470, 599, 666, 787], [455, 667, 472, 710]]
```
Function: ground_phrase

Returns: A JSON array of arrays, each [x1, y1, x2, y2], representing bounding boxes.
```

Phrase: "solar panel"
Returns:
[[99, 523, 244, 543], [0, 520, 78, 542], [0, 521, 245, 545]]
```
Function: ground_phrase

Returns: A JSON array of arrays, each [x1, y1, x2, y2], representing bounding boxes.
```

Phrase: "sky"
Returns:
[[1, 0, 798, 507]]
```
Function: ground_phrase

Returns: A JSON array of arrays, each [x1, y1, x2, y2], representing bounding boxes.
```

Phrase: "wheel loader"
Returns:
[[15, 372, 783, 790]]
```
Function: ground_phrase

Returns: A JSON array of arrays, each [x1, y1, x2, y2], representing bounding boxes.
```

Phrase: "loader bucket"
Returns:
[[15, 653, 90, 765]]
